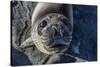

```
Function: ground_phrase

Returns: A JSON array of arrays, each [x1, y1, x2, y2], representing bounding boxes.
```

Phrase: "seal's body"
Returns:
[[13, 2, 86, 65]]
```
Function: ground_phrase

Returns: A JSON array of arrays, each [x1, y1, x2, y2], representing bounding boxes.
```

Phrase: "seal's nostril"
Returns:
[[52, 25, 64, 37]]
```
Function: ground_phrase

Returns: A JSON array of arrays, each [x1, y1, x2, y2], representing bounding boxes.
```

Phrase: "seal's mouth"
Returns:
[[44, 43, 68, 53], [51, 44, 68, 48], [43, 37, 70, 52], [51, 44, 65, 48]]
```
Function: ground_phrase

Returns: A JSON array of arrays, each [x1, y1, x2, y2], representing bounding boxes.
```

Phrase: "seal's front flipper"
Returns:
[[46, 53, 76, 64], [20, 37, 34, 49], [46, 53, 87, 64]]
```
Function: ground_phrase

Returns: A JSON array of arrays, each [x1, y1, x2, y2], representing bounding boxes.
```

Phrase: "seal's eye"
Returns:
[[38, 20, 47, 35], [40, 20, 47, 28]]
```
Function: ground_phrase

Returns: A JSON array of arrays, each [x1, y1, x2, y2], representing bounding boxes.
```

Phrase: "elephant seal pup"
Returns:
[[31, 3, 73, 55], [20, 2, 86, 65]]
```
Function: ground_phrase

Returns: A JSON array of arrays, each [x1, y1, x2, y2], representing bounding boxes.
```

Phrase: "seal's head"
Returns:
[[31, 3, 73, 55], [32, 13, 72, 55]]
